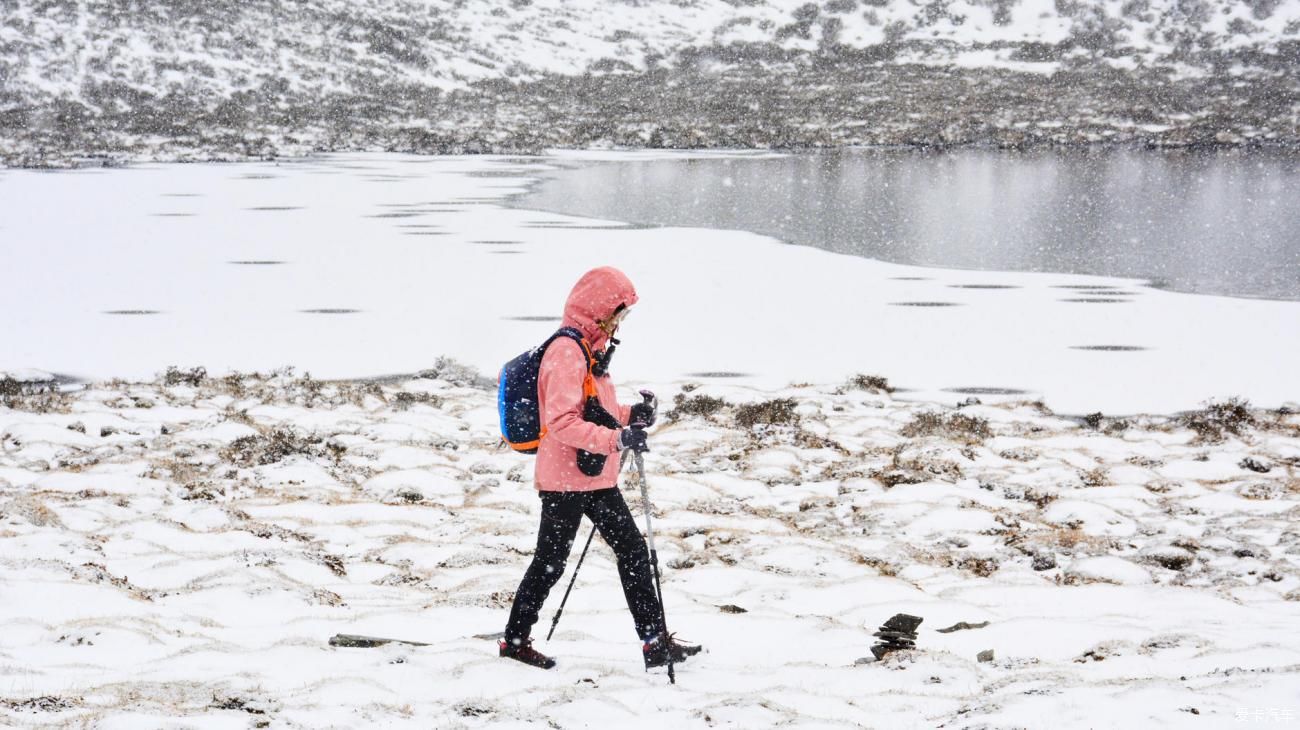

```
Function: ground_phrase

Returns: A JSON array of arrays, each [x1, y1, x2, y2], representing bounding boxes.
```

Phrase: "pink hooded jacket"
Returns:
[[535, 267, 639, 491]]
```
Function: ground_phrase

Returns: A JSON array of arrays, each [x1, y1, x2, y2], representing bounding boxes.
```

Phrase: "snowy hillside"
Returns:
[[2, 0, 1299, 164], [2, 368, 1298, 727]]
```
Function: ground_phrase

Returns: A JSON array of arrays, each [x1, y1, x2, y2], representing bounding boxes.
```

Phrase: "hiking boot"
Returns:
[[642, 633, 702, 669], [499, 637, 556, 670]]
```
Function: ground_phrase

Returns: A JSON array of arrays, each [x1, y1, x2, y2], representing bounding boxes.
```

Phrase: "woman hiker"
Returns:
[[499, 266, 702, 670]]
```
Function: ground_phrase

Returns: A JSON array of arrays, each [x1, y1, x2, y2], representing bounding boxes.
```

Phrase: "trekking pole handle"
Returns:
[[630, 390, 656, 428]]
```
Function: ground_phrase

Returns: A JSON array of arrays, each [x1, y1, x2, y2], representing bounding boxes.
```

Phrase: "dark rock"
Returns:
[[880, 613, 924, 634], [393, 487, 424, 503], [1032, 553, 1058, 571], [871, 630, 919, 640], [936, 620, 990, 633], [1239, 457, 1272, 473], [329, 633, 430, 648]]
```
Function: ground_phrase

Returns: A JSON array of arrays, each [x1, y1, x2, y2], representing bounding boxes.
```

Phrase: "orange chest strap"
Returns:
[[577, 338, 600, 399]]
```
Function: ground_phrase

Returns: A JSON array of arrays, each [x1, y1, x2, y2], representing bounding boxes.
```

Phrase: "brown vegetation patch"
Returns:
[[953, 556, 1000, 577], [1, 696, 78, 713], [0, 377, 71, 413], [900, 411, 992, 443], [734, 398, 800, 429], [221, 428, 338, 468], [417, 357, 489, 389], [666, 392, 728, 421], [1181, 397, 1257, 443], [1078, 467, 1109, 488], [854, 554, 900, 577], [841, 374, 895, 394], [163, 366, 208, 387], [392, 391, 445, 410]]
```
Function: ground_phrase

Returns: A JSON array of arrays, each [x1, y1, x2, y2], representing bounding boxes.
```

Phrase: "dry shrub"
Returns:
[[149, 455, 209, 485], [1180, 397, 1256, 443], [954, 555, 999, 577], [310, 588, 345, 606], [1, 377, 71, 413], [794, 429, 848, 453], [842, 374, 894, 394], [1042, 526, 1119, 553], [666, 392, 728, 421], [2, 495, 64, 527], [1078, 467, 1109, 488], [0, 377, 26, 398], [1021, 487, 1057, 508], [162, 366, 208, 387], [734, 398, 800, 429], [220, 372, 249, 398], [873, 468, 928, 488], [900, 411, 992, 443], [231, 369, 382, 408], [221, 428, 339, 467], [893, 445, 965, 481], [855, 554, 899, 577], [321, 554, 347, 577], [1104, 418, 1131, 435], [180, 482, 223, 501], [1138, 548, 1194, 571], [418, 357, 489, 389], [1238, 481, 1284, 500], [333, 380, 384, 408], [209, 695, 267, 715], [392, 391, 444, 410], [1, 696, 77, 712], [287, 372, 326, 406]]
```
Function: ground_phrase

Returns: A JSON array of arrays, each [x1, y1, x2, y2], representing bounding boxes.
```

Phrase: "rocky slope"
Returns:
[[2, 0, 1298, 165]]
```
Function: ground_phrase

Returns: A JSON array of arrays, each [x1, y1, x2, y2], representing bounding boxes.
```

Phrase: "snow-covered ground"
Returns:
[[2, 152, 1299, 727], [1, 152, 1297, 414], [1, 366, 1298, 728]]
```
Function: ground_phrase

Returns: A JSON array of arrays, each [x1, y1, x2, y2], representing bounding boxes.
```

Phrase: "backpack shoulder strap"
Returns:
[[547, 327, 598, 399], [537, 327, 580, 353]]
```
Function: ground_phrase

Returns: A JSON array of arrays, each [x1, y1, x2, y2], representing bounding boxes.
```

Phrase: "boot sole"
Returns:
[[644, 647, 702, 669], [500, 652, 557, 670]]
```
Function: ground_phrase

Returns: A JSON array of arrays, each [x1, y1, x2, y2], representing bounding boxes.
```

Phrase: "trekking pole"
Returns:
[[545, 449, 635, 642], [634, 447, 675, 685], [546, 522, 596, 641]]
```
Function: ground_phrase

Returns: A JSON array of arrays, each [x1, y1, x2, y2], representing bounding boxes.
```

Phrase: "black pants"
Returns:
[[504, 487, 664, 643]]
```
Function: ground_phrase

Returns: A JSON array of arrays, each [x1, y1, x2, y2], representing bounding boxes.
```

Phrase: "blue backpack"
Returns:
[[498, 327, 597, 453]]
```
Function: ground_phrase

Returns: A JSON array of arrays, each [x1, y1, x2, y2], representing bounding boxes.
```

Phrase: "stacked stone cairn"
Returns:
[[870, 613, 923, 660]]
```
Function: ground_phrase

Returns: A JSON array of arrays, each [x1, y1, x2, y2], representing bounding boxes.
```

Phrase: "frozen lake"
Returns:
[[521, 149, 1300, 302], [1, 151, 1297, 414]]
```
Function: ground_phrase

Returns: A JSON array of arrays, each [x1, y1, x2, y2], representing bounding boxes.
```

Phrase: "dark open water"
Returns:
[[520, 149, 1300, 301]]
